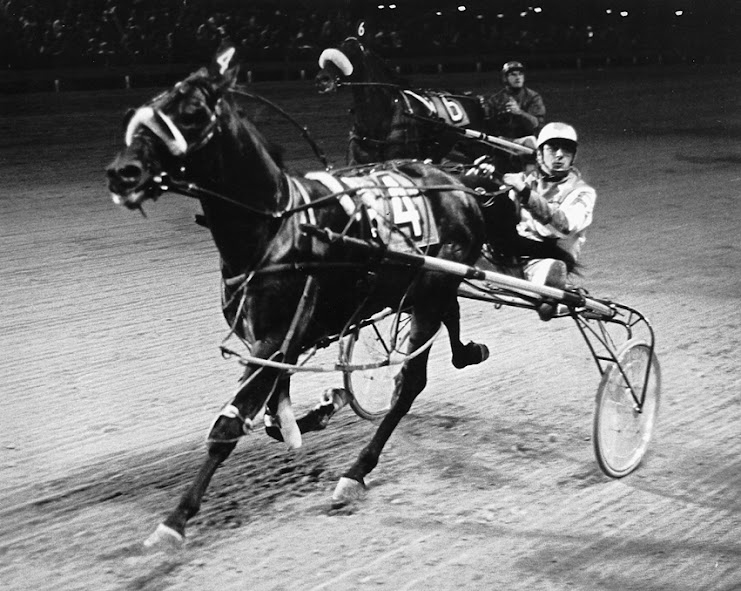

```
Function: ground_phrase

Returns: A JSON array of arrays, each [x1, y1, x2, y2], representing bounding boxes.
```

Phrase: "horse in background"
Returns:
[[315, 26, 489, 165], [106, 46, 490, 546]]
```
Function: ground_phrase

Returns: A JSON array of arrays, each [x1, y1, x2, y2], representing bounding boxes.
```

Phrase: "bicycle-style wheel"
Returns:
[[593, 339, 661, 477], [342, 311, 412, 421]]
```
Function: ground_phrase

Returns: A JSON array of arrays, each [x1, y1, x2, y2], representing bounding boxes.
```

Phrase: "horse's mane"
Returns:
[[367, 50, 410, 87], [342, 36, 410, 87], [226, 99, 286, 170]]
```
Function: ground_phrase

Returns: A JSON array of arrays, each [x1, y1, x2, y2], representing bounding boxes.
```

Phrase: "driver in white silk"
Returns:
[[466, 122, 597, 321]]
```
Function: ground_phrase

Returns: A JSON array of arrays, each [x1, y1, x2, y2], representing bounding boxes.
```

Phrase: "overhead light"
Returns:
[[620, 11, 628, 17], [457, 5, 466, 12], [675, 10, 684, 16]]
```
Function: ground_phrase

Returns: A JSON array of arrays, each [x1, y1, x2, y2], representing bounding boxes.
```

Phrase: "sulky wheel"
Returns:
[[342, 311, 412, 421], [593, 339, 661, 477]]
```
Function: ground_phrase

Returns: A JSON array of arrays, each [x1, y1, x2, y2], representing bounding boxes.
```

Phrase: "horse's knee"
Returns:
[[206, 414, 248, 455], [393, 367, 426, 413]]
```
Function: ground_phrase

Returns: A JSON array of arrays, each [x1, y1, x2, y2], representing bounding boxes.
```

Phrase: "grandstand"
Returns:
[[0, 0, 735, 91]]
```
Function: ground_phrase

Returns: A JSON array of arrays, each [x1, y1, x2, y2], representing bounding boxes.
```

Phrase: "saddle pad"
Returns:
[[305, 169, 440, 251], [402, 90, 472, 127]]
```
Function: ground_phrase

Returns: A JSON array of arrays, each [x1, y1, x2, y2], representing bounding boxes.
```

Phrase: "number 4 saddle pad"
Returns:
[[304, 167, 441, 252]]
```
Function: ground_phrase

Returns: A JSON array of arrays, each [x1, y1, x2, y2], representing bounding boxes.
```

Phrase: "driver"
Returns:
[[466, 122, 597, 321], [484, 61, 546, 140]]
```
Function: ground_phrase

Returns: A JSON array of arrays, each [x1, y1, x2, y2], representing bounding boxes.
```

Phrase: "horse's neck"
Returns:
[[202, 120, 286, 276], [352, 84, 398, 135]]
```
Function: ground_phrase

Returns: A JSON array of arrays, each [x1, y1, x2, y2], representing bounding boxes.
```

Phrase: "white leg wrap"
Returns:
[[320, 387, 349, 411], [143, 523, 184, 548], [332, 477, 366, 504], [276, 396, 302, 449]]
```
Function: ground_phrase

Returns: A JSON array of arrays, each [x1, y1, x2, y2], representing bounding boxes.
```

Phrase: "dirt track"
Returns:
[[1, 64, 739, 591]]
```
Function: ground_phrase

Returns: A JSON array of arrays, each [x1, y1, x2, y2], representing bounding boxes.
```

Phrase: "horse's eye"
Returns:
[[180, 105, 210, 127]]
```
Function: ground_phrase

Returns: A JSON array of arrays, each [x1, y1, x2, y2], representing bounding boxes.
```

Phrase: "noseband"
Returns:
[[125, 81, 222, 158]]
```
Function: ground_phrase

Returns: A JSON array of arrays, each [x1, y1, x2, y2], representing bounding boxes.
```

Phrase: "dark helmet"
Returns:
[[502, 61, 525, 77]]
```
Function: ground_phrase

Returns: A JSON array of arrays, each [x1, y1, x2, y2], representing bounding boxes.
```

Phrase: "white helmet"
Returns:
[[536, 122, 578, 150], [536, 122, 578, 178]]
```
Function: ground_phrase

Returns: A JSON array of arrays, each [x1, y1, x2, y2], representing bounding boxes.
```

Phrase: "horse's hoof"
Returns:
[[143, 523, 184, 549], [452, 341, 490, 369], [331, 476, 367, 506]]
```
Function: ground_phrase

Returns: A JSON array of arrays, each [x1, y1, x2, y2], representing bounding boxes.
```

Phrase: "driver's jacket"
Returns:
[[514, 168, 596, 261]]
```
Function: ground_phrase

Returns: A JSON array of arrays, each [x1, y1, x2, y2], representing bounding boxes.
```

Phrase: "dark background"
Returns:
[[1, 0, 737, 93]]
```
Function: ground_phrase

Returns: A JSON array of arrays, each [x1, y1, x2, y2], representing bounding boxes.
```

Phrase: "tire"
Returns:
[[342, 311, 412, 421], [593, 339, 661, 478]]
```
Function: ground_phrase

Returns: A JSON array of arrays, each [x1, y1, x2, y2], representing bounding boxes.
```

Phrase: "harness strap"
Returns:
[[288, 177, 317, 226], [280, 276, 319, 358], [304, 171, 358, 218]]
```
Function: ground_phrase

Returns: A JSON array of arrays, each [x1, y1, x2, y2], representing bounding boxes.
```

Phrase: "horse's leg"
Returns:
[[443, 297, 490, 369], [332, 308, 439, 503], [271, 376, 302, 448], [264, 385, 350, 442], [145, 342, 283, 547]]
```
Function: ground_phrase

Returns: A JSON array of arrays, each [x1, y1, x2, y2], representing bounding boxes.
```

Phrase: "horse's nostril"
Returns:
[[107, 160, 145, 193], [118, 164, 143, 181]]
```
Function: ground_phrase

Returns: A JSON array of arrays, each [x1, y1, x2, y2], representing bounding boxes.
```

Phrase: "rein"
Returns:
[[153, 85, 336, 219], [145, 84, 487, 230], [162, 175, 473, 220], [229, 86, 330, 169], [337, 81, 463, 150]]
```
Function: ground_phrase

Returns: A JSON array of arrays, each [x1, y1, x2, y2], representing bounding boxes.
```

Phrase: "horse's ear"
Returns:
[[210, 44, 239, 87]]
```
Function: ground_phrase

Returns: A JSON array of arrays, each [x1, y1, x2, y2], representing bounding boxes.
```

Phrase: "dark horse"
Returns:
[[106, 46, 490, 546], [315, 29, 488, 165]]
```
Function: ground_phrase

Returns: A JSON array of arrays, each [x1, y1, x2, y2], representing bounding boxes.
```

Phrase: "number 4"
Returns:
[[391, 195, 423, 238], [216, 47, 236, 75]]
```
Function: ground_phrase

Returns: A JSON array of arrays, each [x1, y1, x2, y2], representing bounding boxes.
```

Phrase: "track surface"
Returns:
[[1, 65, 739, 591]]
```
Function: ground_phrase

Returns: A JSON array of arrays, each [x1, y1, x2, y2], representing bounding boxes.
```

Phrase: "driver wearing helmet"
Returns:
[[484, 61, 546, 140], [465, 122, 596, 321], [502, 122, 596, 320]]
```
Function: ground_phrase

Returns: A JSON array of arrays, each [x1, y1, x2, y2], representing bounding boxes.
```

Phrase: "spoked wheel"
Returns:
[[593, 339, 661, 477], [342, 310, 412, 421]]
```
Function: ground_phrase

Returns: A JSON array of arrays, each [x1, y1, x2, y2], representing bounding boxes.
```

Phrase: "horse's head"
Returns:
[[106, 46, 240, 210], [315, 36, 361, 94]]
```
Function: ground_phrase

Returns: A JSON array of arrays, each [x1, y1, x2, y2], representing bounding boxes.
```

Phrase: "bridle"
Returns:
[[125, 80, 222, 158], [124, 78, 332, 219]]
